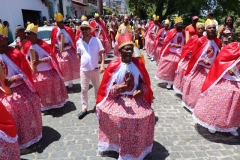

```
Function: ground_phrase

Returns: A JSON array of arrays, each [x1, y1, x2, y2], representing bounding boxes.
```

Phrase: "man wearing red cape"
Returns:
[[182, 19, 222, 112], [23, 23, 68, 111], [0, 102, 20, 160], [193, 42, 240, 136], [0, 26, 42, 149], [173, 23, 204, 94], [96, 30, 155, 159], [155, 16, 185, 89], [51, 13, 80, 88], [90, 13, 111, 58], [145, 14, 162, 61]]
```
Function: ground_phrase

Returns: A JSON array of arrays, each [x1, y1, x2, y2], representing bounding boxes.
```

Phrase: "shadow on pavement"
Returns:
[[99, 141, 169, 160], [157, 83, 167, 89], [42, 101, 77, 117], [21, 126, 61, 155], [144, 141, 169, 160], [66, 84, 93, 94], [195, 124, 240, 145], [175, 93, 182, 99]]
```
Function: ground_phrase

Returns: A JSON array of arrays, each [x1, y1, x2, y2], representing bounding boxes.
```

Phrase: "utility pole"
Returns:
[[98, 0, 103, 15]]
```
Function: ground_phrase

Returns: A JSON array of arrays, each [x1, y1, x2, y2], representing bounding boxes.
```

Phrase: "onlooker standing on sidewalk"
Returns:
[[3, 21, 14, 43], [76, 21, 105, 119]]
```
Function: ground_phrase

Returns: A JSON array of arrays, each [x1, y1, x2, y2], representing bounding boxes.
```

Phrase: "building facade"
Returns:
[[0, 0, 49, 37]]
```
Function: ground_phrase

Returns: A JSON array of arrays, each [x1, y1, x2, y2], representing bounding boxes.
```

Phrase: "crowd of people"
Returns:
[[0, 10, 239, 160]]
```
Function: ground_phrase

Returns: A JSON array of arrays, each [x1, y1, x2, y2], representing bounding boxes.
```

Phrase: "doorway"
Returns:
[[22, 9, 41, 28]]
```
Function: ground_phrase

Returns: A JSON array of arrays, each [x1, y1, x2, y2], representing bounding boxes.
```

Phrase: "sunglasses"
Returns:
[[25, 32, 32, 35], [80, 27, 90, 31]]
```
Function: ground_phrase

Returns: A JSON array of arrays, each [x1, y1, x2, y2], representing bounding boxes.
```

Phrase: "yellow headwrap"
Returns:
[[205, 19, 216, 28], [174, 16, 183, 24], [196, 22, 204, 28], [26, 23, 38, 34], [0, 24, 8, 37], [165, 19, 170, 25], [81, 15, 87, 21], [153, 15, 159, 21], [94, 13, 100, 18], [54, 13, 64, 22]]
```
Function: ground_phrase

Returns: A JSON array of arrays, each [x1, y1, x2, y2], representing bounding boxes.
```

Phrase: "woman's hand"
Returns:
[[116, 82, 128, 93], [4, 77, 15, 87], [228, 68, 238, 77], [133, 89, 143, 97], [202, 59, 211, 65]]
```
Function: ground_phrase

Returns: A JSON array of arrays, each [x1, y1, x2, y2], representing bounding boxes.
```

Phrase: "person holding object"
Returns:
[[76, 21, 105, 119], [0, 25, 42, 149], [193, 42, 240, 136], [51, 13, 80, 88], [182, 19, 222, 112], [23, 23, 68, 111], [96, 30, 155, 160], [155, 16, 185, 89]]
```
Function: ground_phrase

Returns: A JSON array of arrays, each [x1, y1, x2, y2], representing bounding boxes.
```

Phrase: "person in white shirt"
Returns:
[[76, 21, 105, 119]]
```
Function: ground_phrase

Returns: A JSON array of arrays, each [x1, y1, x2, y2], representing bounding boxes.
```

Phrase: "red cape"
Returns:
[[96, 57, 153, 105], [185, 36, 222, 75], [50, 26, 76, 53], [6, 47, 34, 85], [175, 35, 199, 70], [90, 20, 109, 41], [159, 28, 185, 57], [0, 102, 17, 138], [75, 29, 81, 42], [23, 39, 63, 76], [202, 42, 240, 93], [146, 21, 162, 39], [152, 28, 165, 51]]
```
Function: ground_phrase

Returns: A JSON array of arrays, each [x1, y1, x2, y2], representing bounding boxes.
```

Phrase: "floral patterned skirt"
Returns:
[[0, 83, 42, 149], [0, 138, 20, 160], [155, 52, 180, 84], [55, 48, 80, 82], [146, 36, 154, 57], [182, 65, 209, 112], [100, 39, 111, 55], [173, 57, 190, 94], [193, 79, 240, 132], [96, 95, 155, 160], [33, 69, 69, 111]]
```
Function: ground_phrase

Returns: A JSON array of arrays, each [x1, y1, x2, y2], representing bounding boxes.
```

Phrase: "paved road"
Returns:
[[21, 50, 240, 160]]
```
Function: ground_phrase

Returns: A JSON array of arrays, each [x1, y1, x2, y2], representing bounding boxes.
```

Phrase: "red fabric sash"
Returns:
[[50, 26, 76, 53], [5, 47, 34, 85], [0, 102, 17, 138], [146, 22, 162, 39], [152, 28, 165, 52], [202, 42, 240, 93], [23, 39, 62, 76], [185, 36, 222, 75], [90, 20, 109, 41], [96, 57, 153, 105]]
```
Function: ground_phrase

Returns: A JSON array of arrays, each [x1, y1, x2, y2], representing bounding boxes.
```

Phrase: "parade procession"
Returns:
[[0, 0, 240, 159]]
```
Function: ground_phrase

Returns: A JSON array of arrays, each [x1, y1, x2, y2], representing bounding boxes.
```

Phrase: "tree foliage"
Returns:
[[127, 0, 240, 22]]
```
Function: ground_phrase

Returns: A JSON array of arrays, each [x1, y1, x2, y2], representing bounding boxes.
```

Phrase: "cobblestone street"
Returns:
[[21, 50, 240, 160]]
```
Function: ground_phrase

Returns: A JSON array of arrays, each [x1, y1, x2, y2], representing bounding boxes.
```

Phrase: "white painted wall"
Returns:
[[0, 0, 48, 38], [63, 0, 73, 18]]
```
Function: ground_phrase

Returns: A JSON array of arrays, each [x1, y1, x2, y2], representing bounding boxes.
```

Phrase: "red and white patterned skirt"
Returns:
[[113, 41, 121, 57], [100, 39, 111, 55], [182, 65, 209, 112], [33, 69, 69, 111], [173, 57, 190, 94], [0, 139, 20, 160], [154, 46, 162, 64], [55, 48, 80, 82], [146, 36, 155, 57], [97, 95, 155, 160], [193, 79, 240, 132], [155, 52, 180, 84], [0, 83, 42, 149]]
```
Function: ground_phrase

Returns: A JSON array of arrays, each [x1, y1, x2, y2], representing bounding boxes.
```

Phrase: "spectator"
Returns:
[[3, 21, 14, 43], [217, 16, 236, 47], [205, 12, 218, 31], [185, 16, 199, 38]]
